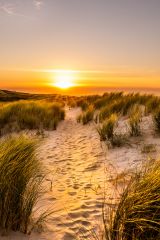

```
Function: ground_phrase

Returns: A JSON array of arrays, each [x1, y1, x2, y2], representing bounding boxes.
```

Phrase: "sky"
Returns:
[[0, 0, 160, 93]]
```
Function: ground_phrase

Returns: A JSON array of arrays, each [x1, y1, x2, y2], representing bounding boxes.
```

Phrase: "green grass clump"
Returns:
[[80, 105, 94, 125], [109, 159, 160, 240], [97, 114, 117, 142], [0, 135, 43, 233], [0, 101, 65, 135], [128, 105, 142, 136]]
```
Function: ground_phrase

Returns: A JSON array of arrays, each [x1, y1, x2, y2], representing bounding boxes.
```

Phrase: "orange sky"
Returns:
[[1, 69, 160, 92], [0, 1, 160, 93]]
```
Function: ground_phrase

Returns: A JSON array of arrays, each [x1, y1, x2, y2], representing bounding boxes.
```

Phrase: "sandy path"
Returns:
[[38, 107, 112, 239], [4, 108, 112, 240]]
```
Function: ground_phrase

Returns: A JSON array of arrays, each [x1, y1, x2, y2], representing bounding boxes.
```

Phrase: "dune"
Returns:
[[2, 105, 160, 240]]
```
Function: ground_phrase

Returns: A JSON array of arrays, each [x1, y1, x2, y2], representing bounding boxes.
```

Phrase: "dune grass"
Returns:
[[97, 94, 143, 122], [78, 105, 94, 125], [77, 92, 160, 129], [0, 101, 65, 135], [77, 99, 89, 111], [0, 135, 44, 234], [153, 107, 160, 133], [146, 96, 160, 114], [128, 105, 142, 137], [88, 92, 160, 121], [141, 144, 156, 154], [106, 159, 160, 240], [97, 114, 117, 143]]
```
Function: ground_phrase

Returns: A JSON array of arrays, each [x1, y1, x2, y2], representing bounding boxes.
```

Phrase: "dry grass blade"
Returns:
[[109, 159, 160, 240], [79, 105, 94, 125], [0, 135, 46, 234], [128, 105, 142, 137]]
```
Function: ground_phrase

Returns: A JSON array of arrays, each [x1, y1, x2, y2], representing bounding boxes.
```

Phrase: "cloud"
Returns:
[[33, 0, 43, 10], [0, 1, 43, 18], [0, 3, 15, 15], [0, 2, 28, 17]]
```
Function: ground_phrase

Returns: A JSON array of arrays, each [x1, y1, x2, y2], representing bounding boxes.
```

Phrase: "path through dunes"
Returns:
[[3, 108, 128, 240], [38, 107, 113, 240], [37, 108, 160, 240], [3, 108, 156, 240]]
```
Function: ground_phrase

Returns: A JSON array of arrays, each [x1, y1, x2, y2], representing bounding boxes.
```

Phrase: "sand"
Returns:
[[2, 108, 160, 240]]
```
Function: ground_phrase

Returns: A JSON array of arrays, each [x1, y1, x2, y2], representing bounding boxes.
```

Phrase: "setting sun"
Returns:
[[53, 70, 75, 89]]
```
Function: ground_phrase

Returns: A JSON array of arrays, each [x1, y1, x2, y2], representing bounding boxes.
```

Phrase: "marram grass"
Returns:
[[154, 107, 160, 133], [0, 135, 43, 234], [0, 100, 65, 135], [78, 105, 94, 125], [97, 114, 117, 142], [128, 105, 142, 137], [105, 159, 160, 240]]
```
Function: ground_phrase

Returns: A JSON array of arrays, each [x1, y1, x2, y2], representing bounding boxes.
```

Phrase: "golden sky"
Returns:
[[1, 68, 160, 93], [0, 1, 160, 93]]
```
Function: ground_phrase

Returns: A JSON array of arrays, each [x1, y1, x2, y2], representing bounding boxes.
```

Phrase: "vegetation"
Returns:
[[128, 105, 142, 136], [97, 114, 117, 143], [154, 107, 160, 133], [76, 92, 160, 127], [77, 99, 89, 111], [91, 92, 160, 119], [141, 144, 156, 154], [0, 89, 59, 102], [0, 135, 44, 233], [106, 159, 160, 240], [78, 105, 94, 125], [110, 134, 129, 148], [0, 101, 65, 135], [1, 90, 160, 238], [145, 96, 160, 114]]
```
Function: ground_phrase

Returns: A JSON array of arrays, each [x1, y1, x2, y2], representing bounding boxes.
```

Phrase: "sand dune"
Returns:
[[3, 108, 160, 240]]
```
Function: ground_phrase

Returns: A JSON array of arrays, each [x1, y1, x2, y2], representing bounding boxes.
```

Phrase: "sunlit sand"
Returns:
[[1, 91, 160, 239]]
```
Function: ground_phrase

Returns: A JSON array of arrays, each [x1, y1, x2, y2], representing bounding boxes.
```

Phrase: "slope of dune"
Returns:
[[2, 108, 160, 240]]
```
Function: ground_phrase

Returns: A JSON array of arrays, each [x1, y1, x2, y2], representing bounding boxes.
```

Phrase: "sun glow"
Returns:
[[53, 70, 76, 89]]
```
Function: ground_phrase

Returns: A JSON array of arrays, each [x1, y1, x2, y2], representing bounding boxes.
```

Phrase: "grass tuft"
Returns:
[[79, 105, 94, 125], [109, 159, 160, 240], [128, 105, 142, 136], [0, 101, 65, 135], [0, 135, 44, 234], [153, 107, 160, 133], [97, 114, 117, 142]]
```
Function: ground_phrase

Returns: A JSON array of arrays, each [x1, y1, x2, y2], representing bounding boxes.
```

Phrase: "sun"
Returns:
[[53, 70, 75, 89]]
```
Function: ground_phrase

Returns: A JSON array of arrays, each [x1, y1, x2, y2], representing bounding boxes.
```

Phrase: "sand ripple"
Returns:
[[36, 108, 112, 239]]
